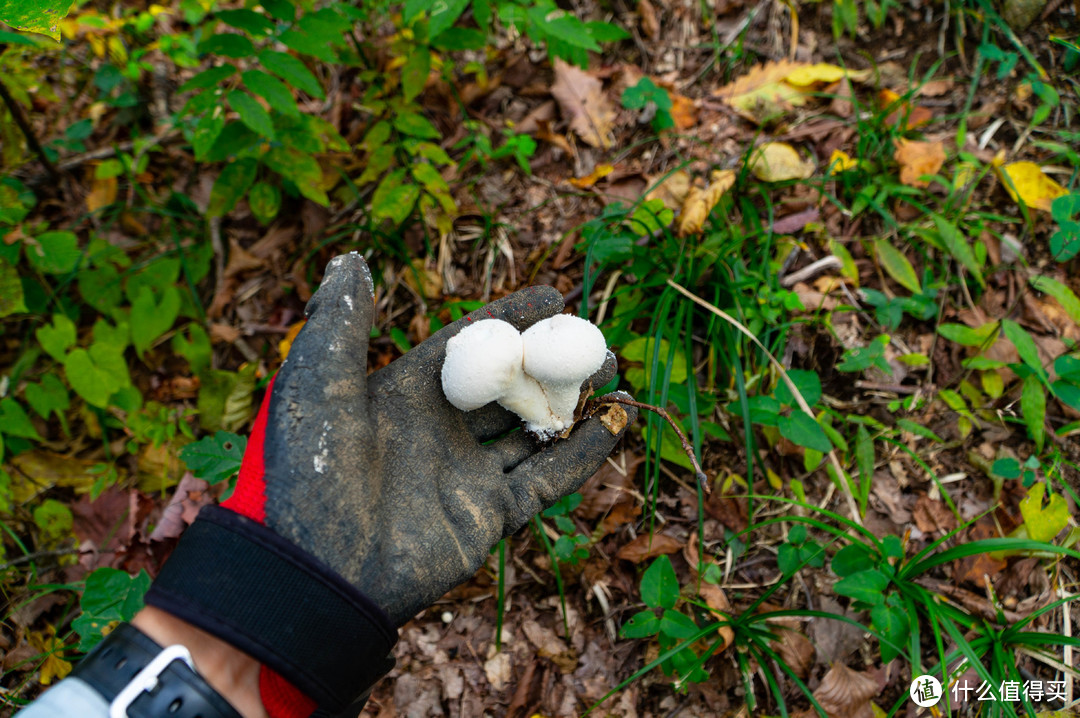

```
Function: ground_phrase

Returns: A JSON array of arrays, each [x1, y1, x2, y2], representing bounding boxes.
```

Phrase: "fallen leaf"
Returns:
[[716, 61, 870, 124], [669, 92, 698, 130], [600, 501, 641, 536], [918, 78, 955, 97], [878, 89, 933, 129], [997, 161, 1068, 212], [771, 623, 815, 679], [569, 164, 615, 189], [150, 472, 214, 541], [86, 176, 117, 213], [483, 650, 512, 691], [535, 118, 573, 154], [828, 149, 858, 174], [893, 138, 946, 188], [551, 58, 616, 149], [784, 63, 871, 86], [814, 662, 877, 718], [912, 494, 957, 534], [224, 238, 263, 278], [644, 170, 691, 211], [615, 532, 682, 563], [677, 170, 736, 236], [638, 0, 660, 39], [278, 320, 305, 359], [28, 627, 71, 686], [748, 142, 815, 182]]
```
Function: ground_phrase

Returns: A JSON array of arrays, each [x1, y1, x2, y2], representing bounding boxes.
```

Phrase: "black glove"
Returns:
[[146, 253, 636, 714]]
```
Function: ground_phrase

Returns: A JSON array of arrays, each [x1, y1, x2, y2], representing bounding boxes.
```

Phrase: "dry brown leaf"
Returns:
[[912, 494, 957, 534], [918, 78, 955, 97], [814, 663, 877, 718], [714, 60, 806, 123], [615, 532, 683, 563], [638, 0, 660, 39], [669, 92, 698, 130], [879, 89, 933, 129], [535, 118, 573, 154], [86, 176, 117, 213], [772, 625, 815, 679], [225, 238, 263, 278], [550, 58, 616, 149], [893, 138, 946, 188], [644, 169, 691, 211], [677, 169, 736, 236]]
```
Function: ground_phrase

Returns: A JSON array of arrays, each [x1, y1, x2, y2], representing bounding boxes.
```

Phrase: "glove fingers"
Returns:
[[488, 429, 541, 471], [505, 394, 637, 530], [298, 253, 376, 366]]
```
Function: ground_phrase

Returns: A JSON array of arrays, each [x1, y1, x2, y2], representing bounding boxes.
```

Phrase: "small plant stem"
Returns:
[[666, 279, 865, 527], [0, 76, 61, 184], [0, 547, 81, 572], [591, 395, 709, 491]]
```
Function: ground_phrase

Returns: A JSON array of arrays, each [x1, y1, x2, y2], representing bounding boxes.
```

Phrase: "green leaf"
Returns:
[[0, 0, 72, 40], [172, 324, 212, 376], [191, 107, 226, 161], [870, 602, 909, 664], [228, 89, 276, 140], [775, 369, 821, 407], [179, 431, 247, 485], [1029, 275, 1080, 326], [392, 111, 440, 139], [199, 33, 256, 59], [1056, 355, 1080, 383], [527, 6, 599, 51], [428, 0, 469, 37], [895, 418, 943, 442], [261, 0, 294, 22], [403, 0, 437, 20], [992, 457, 1021, 479], [411, 162, 449, 194], [36, 313, 76, 361], [0, 397, 41, 439], [0, 258, 26, 317], [1019, 482, 1069, 543], [833, 568, 889, 604], [197, 364, 257, 432], [937, 321, 998, 347], [263, 146, 327, 205], [1021, 374, 1046, 452], [26, 230, 81, 274], [831, 543, 876, 577], [130, 285, 180, 358], [178, 65, 237, 94], [401, 46, 431, 102], [659, 609, 699, 639], [24, 374, 69, 420], [585, 20, 630, 42], [1001, 319, 1045, 378], [248, 181, 281, 224], [431, 27, 486, 50], [622, 77, 672, 111], [777, 412, 832, 452], [258, 50, 324, 99], [242, 69, 299, 117], [208, 158, 259, 217], [640, 555, 679, 610], [371, 168, 420, 225], [216, 9, 276, 35], [874, 238, 921, 294], [620, 609, 660, 638], [64, 348, 121, 408], [932, 214, 984, 287], [73, 568, 151, 652], [836, 335, 891, 374]]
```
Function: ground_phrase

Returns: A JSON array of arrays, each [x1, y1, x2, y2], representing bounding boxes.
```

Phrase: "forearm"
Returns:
[[131, 607, 267, 718]]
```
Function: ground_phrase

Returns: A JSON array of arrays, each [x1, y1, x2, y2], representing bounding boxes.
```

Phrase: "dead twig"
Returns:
[[589, 394, 709, 491], [0, 76, 61, 183]]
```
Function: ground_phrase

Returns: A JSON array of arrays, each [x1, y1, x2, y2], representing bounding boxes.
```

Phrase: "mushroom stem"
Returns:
[[587, 395, 709, 492]]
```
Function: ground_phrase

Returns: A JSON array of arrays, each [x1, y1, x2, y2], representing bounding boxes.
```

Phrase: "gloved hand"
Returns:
[[145, 253, 636, 716]]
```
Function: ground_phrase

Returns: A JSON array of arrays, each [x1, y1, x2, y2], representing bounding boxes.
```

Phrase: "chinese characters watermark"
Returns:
[[909, 676, 1068, 708]]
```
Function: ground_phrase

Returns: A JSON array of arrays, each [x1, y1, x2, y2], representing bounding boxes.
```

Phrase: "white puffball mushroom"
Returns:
[[441, 319, 524, 411], [497, 371, 560, 438], [521, 314, 608, 432]]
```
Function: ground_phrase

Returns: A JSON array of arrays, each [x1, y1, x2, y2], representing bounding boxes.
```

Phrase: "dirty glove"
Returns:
[[144, 253, 636, 716]]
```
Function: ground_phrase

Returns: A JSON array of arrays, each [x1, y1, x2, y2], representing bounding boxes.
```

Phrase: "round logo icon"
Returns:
[[910, 675, 943, 707]]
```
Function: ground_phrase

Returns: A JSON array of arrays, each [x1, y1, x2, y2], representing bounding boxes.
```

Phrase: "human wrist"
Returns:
[[131, 606, 267, 718]]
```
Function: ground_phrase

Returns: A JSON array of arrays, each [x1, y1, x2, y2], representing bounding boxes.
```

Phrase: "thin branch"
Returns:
[[0, 547, 81, 572], [590, 394, 709, 491], [0, 76, 60, 183]]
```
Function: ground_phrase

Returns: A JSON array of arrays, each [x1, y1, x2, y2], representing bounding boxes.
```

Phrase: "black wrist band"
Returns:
[[72, 623, 242, 718], [144, 505, 397, 714]]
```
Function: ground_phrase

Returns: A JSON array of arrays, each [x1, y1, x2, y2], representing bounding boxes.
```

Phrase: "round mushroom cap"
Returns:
[[521, 314, 608, 386], [441, 319, 524, 411]]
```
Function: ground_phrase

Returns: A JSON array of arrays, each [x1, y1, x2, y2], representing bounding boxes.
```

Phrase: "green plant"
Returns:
[[540, 493, 590, 564], [1050, 193, 1080, 262], [621, 77, 674, 133]]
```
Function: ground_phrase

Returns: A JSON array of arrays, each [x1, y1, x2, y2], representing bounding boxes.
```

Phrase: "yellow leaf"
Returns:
[[893, 138, 946, 188], [86, 176, 118, 213], [278, 320, 305, 359], [568, 163, 614, 189], [784, 63, 871, 86], [828, 149, 857, 174], [998, 161, 1068, 212], [1019, 482, 1069, 543], [645, 170, 691, 211], [748, 142, 814, 182], [29, 627, 72, 686]]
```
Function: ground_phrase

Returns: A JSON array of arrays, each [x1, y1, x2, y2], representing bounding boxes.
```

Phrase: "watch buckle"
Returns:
[[108, 644, 195, 718]]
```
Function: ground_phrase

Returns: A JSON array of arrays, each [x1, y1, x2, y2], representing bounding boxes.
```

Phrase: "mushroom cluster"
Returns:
[[441, 314, 609, 438]]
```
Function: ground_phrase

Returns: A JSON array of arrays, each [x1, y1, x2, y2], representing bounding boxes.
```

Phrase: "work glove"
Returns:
[[145, 253, 636, 716]]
